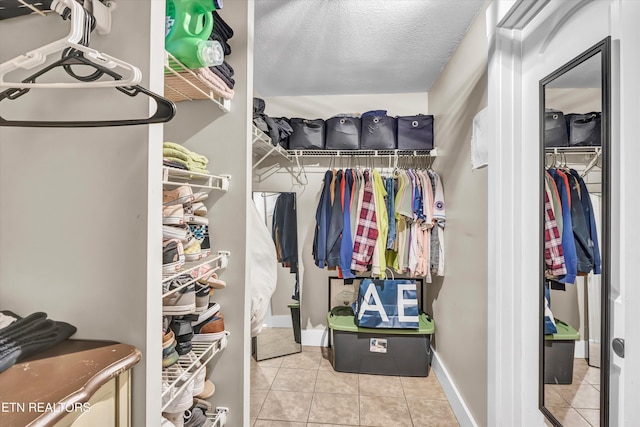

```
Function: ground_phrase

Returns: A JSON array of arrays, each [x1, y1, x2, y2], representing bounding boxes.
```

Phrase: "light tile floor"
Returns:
[[250, 346, 460, 426], [544, 359, 601, 427]]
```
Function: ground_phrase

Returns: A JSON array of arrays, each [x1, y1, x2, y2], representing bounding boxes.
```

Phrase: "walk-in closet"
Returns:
[[1, 1, 639, 427]]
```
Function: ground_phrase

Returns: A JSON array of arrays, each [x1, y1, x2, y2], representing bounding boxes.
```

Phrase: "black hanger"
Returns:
[[0, 49, 176, 127]]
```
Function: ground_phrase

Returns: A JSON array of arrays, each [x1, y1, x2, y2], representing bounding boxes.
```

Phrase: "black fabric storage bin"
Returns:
[[328, 311, 434, 377], [288, 118, 325, 150], [565, 112, 601, 146], [361, 115, 397, 149], [325, 117, 361, 150], [545, 109, 569, 147], [397, 115, 434, 150]]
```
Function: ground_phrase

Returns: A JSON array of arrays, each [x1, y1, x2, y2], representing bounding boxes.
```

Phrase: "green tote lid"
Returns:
[[327, 309, 435, 335], [545, 319, 580, 341]]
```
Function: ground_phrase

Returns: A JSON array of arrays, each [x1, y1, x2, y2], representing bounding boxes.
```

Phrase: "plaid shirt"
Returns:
[[351, 171, 379, 271], [544, 188, 567, 276]]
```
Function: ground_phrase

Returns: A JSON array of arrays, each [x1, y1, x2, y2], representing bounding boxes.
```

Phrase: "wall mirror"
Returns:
[[251, 191, 302, 361], [539, 38, 610, 426]]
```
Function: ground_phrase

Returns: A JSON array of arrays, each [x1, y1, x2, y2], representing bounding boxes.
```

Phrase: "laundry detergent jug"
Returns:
[[165, 0, 224, 69]]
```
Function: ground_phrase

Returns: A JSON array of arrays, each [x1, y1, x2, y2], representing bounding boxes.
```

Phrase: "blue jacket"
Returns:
[[548, 169, 577, 284], [340, 170, 356, 278], [313, 170, 333, 268], [327, 171, 344, 268], [570, 169, 601, 274]]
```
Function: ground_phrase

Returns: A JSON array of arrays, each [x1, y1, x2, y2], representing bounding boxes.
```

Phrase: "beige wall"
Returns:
[[424, 2, 489, 425], [546, 88, 601, 113]]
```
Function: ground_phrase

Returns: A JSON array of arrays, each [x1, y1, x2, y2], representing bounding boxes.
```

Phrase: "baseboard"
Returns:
[[574, 340, 588, 358], [301, 328, 329, 347], [430, 347, 478, 427], [266, 315, 293, 328]]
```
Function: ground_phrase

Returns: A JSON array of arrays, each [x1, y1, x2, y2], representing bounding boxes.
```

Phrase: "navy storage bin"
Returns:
[[325, 117, 361, 150], [565, 112, 601, 146], [361, 114, 397, 149], [397, 115, 434, 150], [288, 118, 325, 150], [545, 109, 569, 147]]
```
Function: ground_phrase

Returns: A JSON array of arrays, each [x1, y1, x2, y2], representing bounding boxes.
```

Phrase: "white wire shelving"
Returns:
[[163, 50, 231, 112], [286, 148, 439, 158], [163, 166, 231, 192], [162, 251, 230, 299], [206, 408, 229, 426], [544, 146, 601, 154], [252, 125, 293, 169], [161, 333, 230, 412]]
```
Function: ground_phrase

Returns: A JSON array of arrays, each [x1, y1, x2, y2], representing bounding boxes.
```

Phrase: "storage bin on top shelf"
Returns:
[[283, 112, 435, 152]]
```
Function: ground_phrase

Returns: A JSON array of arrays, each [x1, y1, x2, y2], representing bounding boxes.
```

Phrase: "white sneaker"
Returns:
[[183, 351, 206, 397], [162, 363, 194, 414]]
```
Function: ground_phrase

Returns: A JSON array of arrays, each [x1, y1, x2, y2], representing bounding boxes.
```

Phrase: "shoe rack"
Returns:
[[161, 166, 232, 422]]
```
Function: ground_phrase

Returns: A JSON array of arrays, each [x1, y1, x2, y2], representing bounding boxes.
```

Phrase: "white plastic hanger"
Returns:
[[0, 0, 141, 89]]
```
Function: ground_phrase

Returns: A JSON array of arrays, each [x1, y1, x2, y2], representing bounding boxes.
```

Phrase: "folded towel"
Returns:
[[210, 66, 235, 89], [164, 156, 210, 175], [163, 147, 191, 163], [164, 157, 189, 169], [218, 61, 234, 78], [189, 152, 209, 166], [163, 142, 191, 155], [164, 158, 189, 170], [0, 311, 76, 374], [196, 68, 234, 100], [213, 11, 233, 40], [209, 30, 231, 56], [163, 142, 209, 165]]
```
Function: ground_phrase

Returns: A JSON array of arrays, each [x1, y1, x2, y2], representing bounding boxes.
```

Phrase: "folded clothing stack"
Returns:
[[253, 97, 293, 148], [163, 142, 209, 174], [206, 10, 235, 98], [0, 310, 77, 373], [209, 11, 235, 90]]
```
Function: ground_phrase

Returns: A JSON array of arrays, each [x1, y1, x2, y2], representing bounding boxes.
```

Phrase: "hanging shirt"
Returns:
[[544, 187, 567, 276], [371, 169, 388, 277], [339, 170, 356, 279], [428, 170, 446, 276], [351, 171, 379, 271], [566, 172, 594, 274], [545, 171, 563, 237], [548, 169, 577, 284], [327, 170, 344, 268], [570, 170, 601, 275], [313, 170, 333, 268], [385, 177, 396, 249]]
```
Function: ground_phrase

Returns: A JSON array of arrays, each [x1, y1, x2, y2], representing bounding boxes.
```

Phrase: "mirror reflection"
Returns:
[[542, 49, 606, 425], [252, 191, 302, 361]]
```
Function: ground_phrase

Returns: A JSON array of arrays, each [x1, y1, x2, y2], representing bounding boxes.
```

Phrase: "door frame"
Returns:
[[486, 0, 640, 425]]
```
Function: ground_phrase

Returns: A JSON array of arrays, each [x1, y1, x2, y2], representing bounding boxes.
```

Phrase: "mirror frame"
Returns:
[[251, 190, 302, 361], [538, 37, 611, 426]]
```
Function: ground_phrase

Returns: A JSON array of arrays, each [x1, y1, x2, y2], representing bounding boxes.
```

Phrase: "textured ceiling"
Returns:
[[254, 0, 485, 96]]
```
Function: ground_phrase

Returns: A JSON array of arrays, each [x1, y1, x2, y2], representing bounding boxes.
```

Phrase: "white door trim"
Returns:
[[487, 0, 640, 425]]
